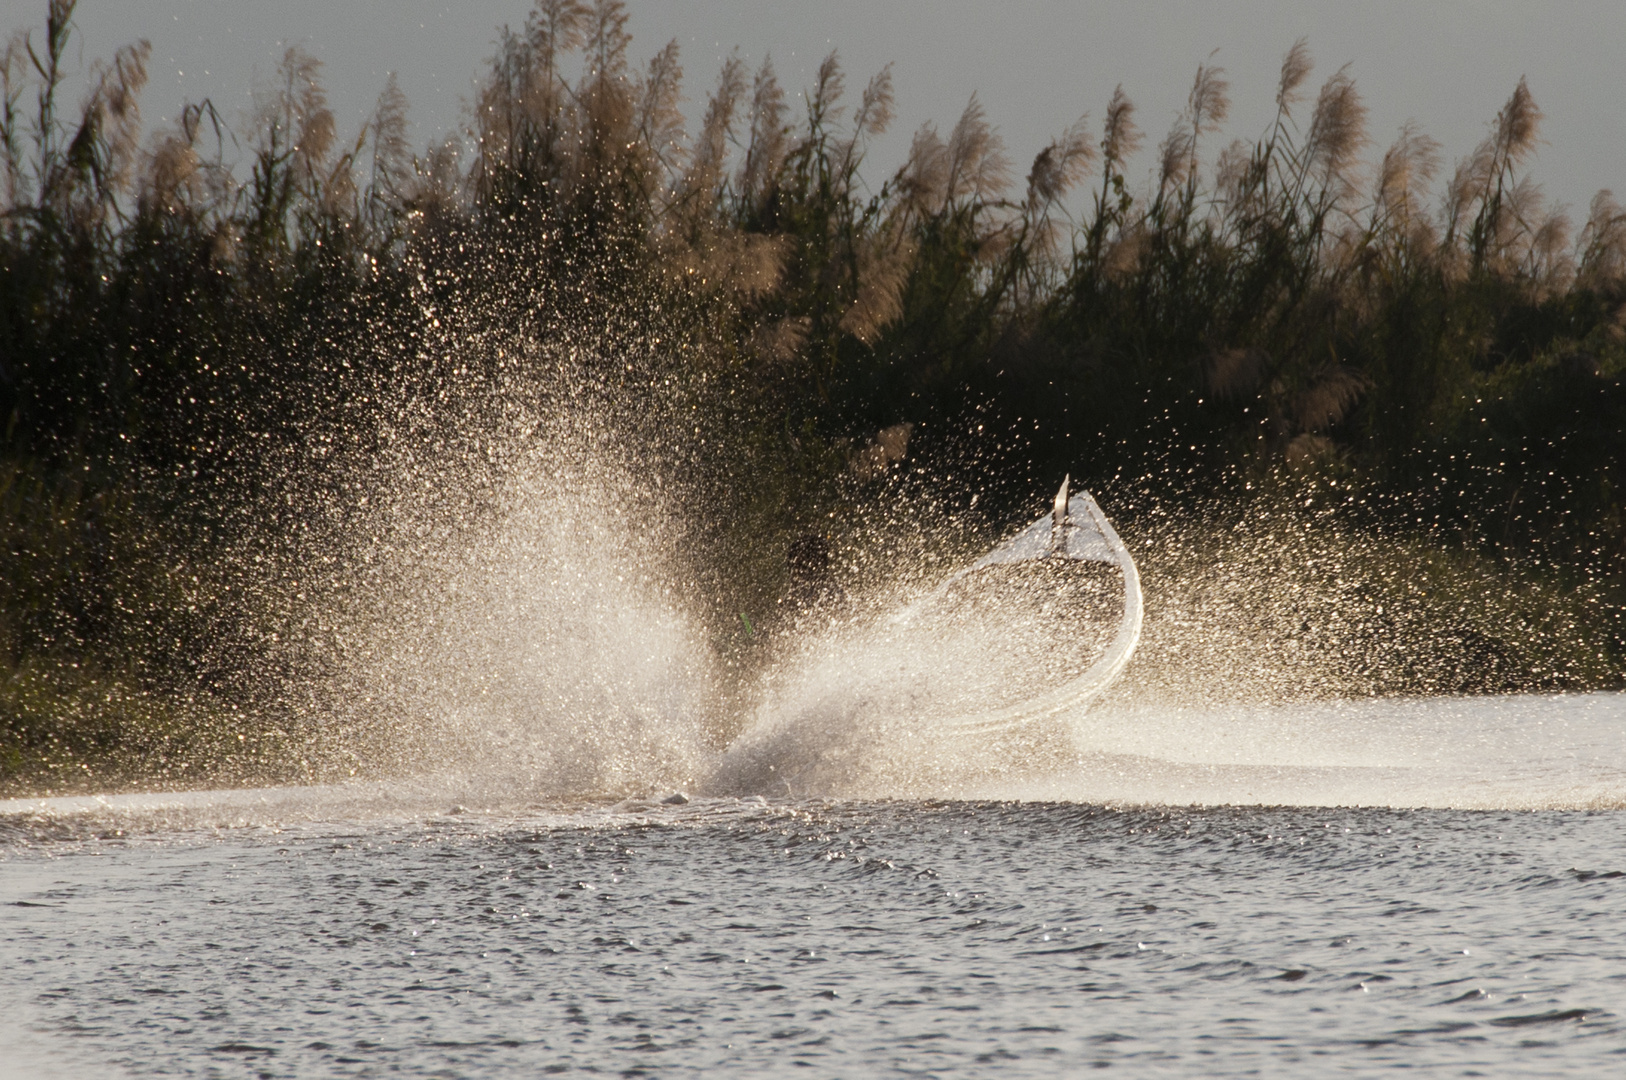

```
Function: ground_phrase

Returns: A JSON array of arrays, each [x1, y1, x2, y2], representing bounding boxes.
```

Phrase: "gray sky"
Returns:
[[42, 1, 1626, 217]]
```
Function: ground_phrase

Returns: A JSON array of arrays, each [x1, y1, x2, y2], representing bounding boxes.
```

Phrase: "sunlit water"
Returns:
[[4, 693, 1626, 1078]]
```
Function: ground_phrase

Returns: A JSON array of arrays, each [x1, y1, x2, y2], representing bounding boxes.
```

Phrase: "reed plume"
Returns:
[[636, 40, 686, 186], [830, 64, 894, 184], [253, 48, 335, 191], [942, 94, 1011, 207], [1578, 189, 1626, 288], [579, 0, 634, 155], [365, 75, 411, 217], [1371, 121, 1441, 240], [1100, 86, 1141, 176], [854, 64, 896, 140], [1026, 117, 1095, 212], [526, 0, 591, 89], [1159, 61, 1228, 196], [1303, 65, 1367, 205], [839, 235, 912, 344], [139, 101, 231, 221], [0, 30, 27, 210], [681, 52, 746, 213], [736, 58, 788, 213], [810, 52, 846, 129], [1276, 38, 1312, 112]]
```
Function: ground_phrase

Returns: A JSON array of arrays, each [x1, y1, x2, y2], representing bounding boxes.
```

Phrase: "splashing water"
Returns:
[[10, 468, 1626, 822], [710, 559, 1126, 798], [706, 558, 1626, 807], [7, 338, 1621, 815], [293, 441, 720, 800]]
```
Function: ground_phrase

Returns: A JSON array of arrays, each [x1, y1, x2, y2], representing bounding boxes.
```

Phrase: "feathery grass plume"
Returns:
[[1277, 37, 1312, 112], [1099, 217, 1148, 280], [259, 48, 336, 189], [703, 230, 790, 300], [676, 50, 745, 223], [1502, 173, 1543, 233], [1577, 189, 1626, 289], [810, 51, 846, 129], [1467, 171, 1557, 281], [1083, 85, 1139, 261], [1026, 116, 1095, 212], [2, 0, 150, 232], [244, 46, 339, 250], [139, 100, 230, 220], [57, 39, 150, 224], [830, 62, 894, 181], [839, 234, 913, 344], [663, 54, 780, 302], [7, 0, 73, 213], [898, 122, 949, 213], [1156, 123, 1191, 196], [1187, 59, 1230, 137], [942, 93, 1010, 207], [140, 128, 199, 218], [405, 135, 462, 222], [854, 64, 896, 140], [1492, 76, 1542, 172], [1442, 144, 1493, 273], [832, 64, 897, 189], [1212, 136, 1252, 209], [475, 0, 589, 194], [1371, 121, 1441, 235], [365, 74, 411, 222], [475, 29, 527, 183], [737, 57, 787, 213], [1302, 65, 1366, 205], [1021, 115, 1095, 279], [1159, 60, 1228, 196], [1449, 77, 1544, 272], [579, 0, 634, 160], [1100, 85, 1141, 174], [526, 0, 591, 90], [1220, 39, 1310, 225], [584, 0, 630, 80], [636, 39, 686, 188], [1526, 201, 1574, 292], [1155, 62, 1228, 200], [0, 31, 29, 210]]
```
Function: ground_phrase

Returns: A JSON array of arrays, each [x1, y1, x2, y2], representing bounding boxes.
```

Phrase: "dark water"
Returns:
[[4, 795, 1625, 1077]]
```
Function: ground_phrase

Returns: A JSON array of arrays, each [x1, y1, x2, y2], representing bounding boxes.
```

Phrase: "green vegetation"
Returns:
[[2, 1, 1623, 793]]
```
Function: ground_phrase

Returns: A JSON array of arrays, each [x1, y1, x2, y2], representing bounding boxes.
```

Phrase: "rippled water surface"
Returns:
[[5, 786, 1626, 1076]]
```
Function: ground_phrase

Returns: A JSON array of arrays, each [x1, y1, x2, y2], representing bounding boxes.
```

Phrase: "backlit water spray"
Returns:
[[13, 395, 1625, 822]]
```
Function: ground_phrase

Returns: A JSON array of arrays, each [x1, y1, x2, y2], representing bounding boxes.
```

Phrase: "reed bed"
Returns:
[[2, 0, 1623, 791]]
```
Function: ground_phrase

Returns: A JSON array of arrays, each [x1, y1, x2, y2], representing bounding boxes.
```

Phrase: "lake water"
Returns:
[[4, 692, 1626, 1077]]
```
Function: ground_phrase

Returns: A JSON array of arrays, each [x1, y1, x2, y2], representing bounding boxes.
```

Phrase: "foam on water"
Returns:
[[995, 692, 1626, 809], [714, 685, 1626, 810]]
